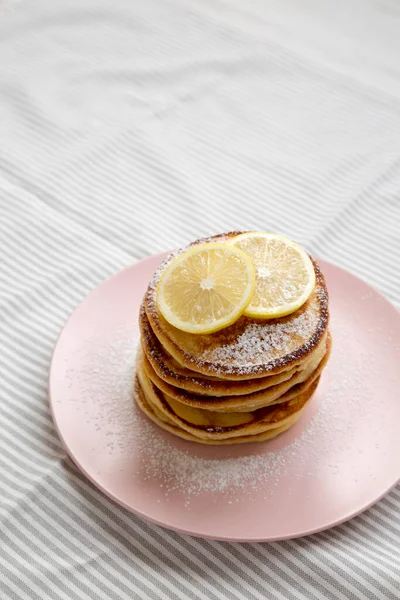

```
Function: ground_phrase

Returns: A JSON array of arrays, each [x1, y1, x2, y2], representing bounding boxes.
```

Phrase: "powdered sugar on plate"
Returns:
[[65, 328, 365, 505], [137, 375, 361, 501]]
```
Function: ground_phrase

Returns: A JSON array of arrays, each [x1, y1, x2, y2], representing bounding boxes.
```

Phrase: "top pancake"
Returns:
[[144, 232, 329, 380]]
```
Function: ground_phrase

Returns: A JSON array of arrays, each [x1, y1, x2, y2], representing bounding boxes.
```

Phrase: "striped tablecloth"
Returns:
[[1, 1, 399, 598]]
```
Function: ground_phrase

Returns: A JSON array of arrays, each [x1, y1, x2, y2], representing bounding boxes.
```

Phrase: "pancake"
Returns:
[[140, 305, 327, 395], [134, 375, 319, 443], [139, 332, 331, 412], [134, 378, 308, 445], [144, 232, 329, 380]]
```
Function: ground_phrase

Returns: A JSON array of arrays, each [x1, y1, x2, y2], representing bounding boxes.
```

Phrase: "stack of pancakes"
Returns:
[[135, 233, 331, 445]]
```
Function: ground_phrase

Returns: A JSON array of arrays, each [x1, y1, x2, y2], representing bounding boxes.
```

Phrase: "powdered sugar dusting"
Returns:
[[138, 376, 356, 499], [203, 310, 318, 373], [65, 328, 367, 505], [65, 327, 141, 454]]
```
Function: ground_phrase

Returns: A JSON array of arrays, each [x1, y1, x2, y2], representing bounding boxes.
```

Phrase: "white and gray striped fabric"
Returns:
[[1, 0, 399, 598]]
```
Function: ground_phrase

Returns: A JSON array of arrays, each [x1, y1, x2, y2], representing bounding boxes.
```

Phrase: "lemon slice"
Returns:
[[227, 232, 315, 319], [156, 243, 255, 334]]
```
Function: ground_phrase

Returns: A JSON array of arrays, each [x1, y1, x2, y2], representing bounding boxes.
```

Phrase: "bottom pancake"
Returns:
[[134, 371, 320, 443], [134, 378, 298, 445]]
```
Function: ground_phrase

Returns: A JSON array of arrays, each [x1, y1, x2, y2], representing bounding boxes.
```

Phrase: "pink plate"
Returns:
[[49, 254, 400, 542]]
